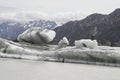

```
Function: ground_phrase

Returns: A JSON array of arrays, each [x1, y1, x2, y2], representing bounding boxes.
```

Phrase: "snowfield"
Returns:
[[0, 38, 120, 67]]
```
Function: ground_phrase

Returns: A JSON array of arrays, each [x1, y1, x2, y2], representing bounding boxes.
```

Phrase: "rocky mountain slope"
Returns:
[[54, 8, 120, 46]]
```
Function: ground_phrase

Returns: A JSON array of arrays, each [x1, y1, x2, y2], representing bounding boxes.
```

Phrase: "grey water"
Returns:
[[0, 58, 120, 80]]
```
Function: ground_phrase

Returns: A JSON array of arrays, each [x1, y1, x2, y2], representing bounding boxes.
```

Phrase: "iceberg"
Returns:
[[0, 38, 120, 67], [75, 39, 98, 49], [40, 29, 56, 43], [58, 37, 69, 48], [17, 27, 56, 45]]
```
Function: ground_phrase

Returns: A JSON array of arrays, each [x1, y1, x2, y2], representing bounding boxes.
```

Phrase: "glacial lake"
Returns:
[[0, 58, 120, 80]]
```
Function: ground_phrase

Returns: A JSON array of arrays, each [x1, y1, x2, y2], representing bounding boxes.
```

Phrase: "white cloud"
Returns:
[[0, 11, 87, 25], [0, 0, 119, 25], [0, 0, 120, 14]]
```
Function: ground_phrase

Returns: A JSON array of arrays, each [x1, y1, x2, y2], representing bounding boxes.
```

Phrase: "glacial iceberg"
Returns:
[[0, 38, 120, 67], [58, 37, 69, 48], [40, 29, 56, 43], [75, 39, 98, 49], [17, 27, 56, 45]]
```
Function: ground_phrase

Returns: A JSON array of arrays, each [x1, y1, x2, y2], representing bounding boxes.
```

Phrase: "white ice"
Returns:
[[58, 37, 69, 48], [75, 39, 98, 49], [1, 38, 120, 66], [40, 29, 56, 43], [17, 27, 56, 45]]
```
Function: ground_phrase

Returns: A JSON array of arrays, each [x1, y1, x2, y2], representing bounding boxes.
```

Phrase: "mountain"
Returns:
[[54, 8, 120, 46], [0, 20, 57, 41], [24, 20, 56, 29]]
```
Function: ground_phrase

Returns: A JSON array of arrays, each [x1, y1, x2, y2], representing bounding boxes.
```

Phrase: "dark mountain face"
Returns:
[[0, 22, 26, 41], [0, 20, 57, 41], [54, 8, 120, 46]]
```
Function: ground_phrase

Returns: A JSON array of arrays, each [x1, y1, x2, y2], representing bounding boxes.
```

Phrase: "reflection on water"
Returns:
[[0, 58, 120, 80]]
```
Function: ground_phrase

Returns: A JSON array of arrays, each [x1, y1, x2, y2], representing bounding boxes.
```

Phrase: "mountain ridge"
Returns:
[[54, 8, 120, 46]]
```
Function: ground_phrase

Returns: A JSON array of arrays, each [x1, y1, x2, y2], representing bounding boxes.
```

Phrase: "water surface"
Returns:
[[0, 58, 120, 80]]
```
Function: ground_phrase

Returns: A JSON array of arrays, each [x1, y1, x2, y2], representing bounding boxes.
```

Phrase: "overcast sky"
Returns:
[[0, 0, 120, 14], [0, 0, 120, 24]]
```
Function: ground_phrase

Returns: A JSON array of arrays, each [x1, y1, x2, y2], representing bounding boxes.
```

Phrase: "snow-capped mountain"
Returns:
[[0, 20, 57, 41], [24, 20, 56, 29]]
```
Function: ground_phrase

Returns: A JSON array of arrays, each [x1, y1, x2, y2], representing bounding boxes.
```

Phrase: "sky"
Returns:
[[0, 0, 120, 24], [0, 0, 120, 14]]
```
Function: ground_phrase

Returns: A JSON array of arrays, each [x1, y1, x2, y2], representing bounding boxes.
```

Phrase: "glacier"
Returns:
[[0, 38, 120, 67]]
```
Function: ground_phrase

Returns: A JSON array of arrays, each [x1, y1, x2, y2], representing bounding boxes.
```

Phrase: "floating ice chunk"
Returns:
[[75, 39, 98, 49], [17, 27, 56, 45], [58, 37, 69, 48], [17, 27, 43, 43], [39, 29, 56, 43]]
